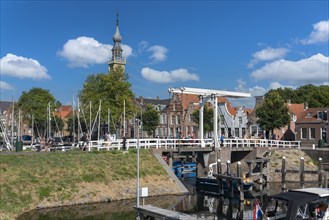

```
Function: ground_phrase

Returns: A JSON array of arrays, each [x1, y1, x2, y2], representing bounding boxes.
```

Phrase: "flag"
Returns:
[[253, 199, 263, 220]]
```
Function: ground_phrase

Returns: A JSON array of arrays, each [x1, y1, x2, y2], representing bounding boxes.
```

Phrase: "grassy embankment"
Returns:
[[0, 150, 178, 220]]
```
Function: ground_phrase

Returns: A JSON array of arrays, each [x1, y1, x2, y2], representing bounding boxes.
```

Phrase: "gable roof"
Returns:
[[287, 103, 305, 116], [178, 94, 237, 116], [53, 105, 74, 119], [296, 107, 328, 123]]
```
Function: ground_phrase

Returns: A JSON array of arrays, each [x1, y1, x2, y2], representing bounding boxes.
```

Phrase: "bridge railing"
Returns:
[[223, 138, 301, 148], [87, 138, 301, 151], [87, 138, 213, 151]]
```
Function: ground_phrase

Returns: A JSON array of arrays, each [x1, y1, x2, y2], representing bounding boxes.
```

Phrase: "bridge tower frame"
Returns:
[[168, 87, 250, 148]]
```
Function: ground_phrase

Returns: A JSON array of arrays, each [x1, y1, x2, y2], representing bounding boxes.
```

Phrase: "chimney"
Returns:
[[304, 102, 308, 110], [286, 99, 291, 104], [139, 96, 143, 105]]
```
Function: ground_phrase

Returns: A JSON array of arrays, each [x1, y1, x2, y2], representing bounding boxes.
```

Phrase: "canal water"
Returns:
[[18, 181, 316, 220]]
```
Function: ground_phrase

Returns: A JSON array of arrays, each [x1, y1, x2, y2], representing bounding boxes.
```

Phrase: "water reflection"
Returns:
[[18, 182, 317, 220]]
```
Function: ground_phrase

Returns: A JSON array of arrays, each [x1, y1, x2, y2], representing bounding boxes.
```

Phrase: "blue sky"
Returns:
[[1, 1, 328, 108]]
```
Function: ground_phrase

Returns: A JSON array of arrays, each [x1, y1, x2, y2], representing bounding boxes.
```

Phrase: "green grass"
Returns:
[[0, 149, 166, 219]]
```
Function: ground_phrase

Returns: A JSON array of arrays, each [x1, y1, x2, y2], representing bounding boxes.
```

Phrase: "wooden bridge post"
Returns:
[[259, 161, 263, 185], [248, 162, 252, 180], [227, 160, 234, 198], [281, 156, 286, 191], [300, 157, 305, 189], [217, 159, 223, 195], [237, 161, 241, 178], [318, 158, 323, 187], [237, 161, 244, 202]]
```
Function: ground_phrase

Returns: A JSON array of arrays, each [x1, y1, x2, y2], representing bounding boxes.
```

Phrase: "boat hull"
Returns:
[[196, 177, 253, 195]]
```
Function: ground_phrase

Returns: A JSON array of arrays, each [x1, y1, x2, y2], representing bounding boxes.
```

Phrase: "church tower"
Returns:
[[108, 13, 126, 73]]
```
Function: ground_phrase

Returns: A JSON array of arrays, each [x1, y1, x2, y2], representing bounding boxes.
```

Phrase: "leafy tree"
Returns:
[[142, 105, 160, 137], [270, 84, 329, 107], [294, 84, 329, 107], [79, 68, 135, 137], [192, 105, 214, 136], [256, 91, 290, 138], [17, 88, 61, 138]]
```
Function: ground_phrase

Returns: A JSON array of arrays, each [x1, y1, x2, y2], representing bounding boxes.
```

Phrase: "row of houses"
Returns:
[[131, 94, 328, 147], [1, 95, 328, 147]]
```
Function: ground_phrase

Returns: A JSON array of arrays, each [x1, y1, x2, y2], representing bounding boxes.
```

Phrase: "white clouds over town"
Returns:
[[250, 53, 328, 84], [0, 81, 14, 90], [0, 53, 50, 80], [147, 45, 168, 63], [301, 20, 329, 44], [248, 47, 290, 68], [141, 67, 199, 83], [58, 36, 133, 68]]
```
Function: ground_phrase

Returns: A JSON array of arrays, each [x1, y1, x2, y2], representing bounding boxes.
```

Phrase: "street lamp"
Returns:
[[133, 98, 143, 209], [136, 118, 140, 207]]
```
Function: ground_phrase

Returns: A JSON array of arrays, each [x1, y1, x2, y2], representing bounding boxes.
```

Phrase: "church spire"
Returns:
[[108, 12, 126, 73]]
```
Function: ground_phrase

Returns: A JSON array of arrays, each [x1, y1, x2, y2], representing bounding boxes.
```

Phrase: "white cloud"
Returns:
[[249, 86, 266, 97], [141, 67, 199, 83], [138, 41, 148, 54], [301, 20, 329, 44], [0, 81, 14, 90], [0, 53, 50, 80], [147, 45, 168, 63], [248, 47, 289, 68], [229, 85, 266, 108], [58, 36, 133, 68], [250, 53, 329, 84]]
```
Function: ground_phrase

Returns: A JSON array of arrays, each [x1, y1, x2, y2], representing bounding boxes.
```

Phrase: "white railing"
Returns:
[[87, 138, 301, 151], [87, 138, 213, 151], [222, 138, 301, 149]]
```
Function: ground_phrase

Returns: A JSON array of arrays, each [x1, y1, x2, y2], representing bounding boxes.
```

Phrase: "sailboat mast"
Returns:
[[32, 115, 34, 145], [98, 100, 101, 141], [108, 108, 110, 135], [123, 100, 125, 138], [72, 92, 75, 145], [77, 98, 80, 144], [89, 101, 92, 141], [18, 108, 21, 140], [11, 96, 14, 146], [48, 102, 51, 142]]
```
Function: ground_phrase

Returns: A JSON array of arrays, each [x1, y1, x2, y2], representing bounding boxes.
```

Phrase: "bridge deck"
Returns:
[[134, 205, 197, 220]]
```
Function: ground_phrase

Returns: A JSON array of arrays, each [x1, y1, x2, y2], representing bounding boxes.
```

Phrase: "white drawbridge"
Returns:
[[168, 87, 251, 148]]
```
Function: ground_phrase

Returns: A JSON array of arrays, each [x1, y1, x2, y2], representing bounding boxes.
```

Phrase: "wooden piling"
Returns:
[[217, 159, 223, 195], [248, 162, 252, 179], [281, 157, 286, 191], [300, 157, 305, 188], [227, 160, 233, 198], [318, 158, 323, 187], [237, 161, 241, 178], [260, 161, 263, 184]]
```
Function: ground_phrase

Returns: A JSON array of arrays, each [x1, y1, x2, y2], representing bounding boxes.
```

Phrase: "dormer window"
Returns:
[[306, 112, 313, 118], [317, 111, 327, 120], [291, 114, 297, 122]]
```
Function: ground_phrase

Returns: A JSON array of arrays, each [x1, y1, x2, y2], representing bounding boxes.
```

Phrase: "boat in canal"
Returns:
[[172, 160, 197, 179], [196, 162, 254, 195], [261, 187, 329, 220]]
